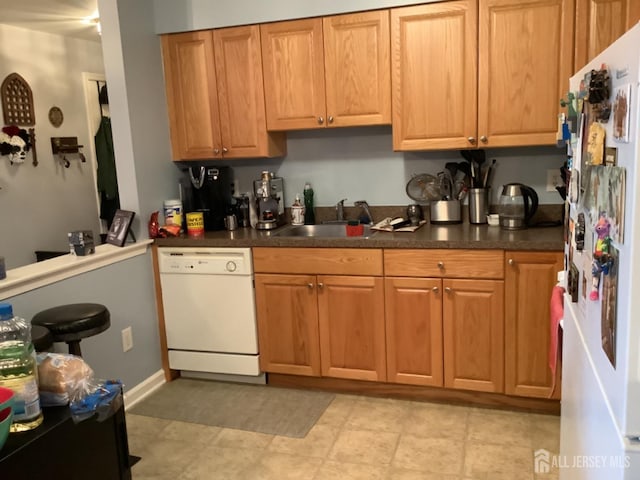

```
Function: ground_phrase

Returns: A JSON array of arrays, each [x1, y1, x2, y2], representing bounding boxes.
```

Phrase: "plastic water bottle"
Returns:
[[0, 303, 43, 432]]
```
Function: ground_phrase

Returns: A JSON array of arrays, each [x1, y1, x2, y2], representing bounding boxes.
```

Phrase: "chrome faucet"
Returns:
[[336, 198, 347, 221], [354, 200, 373, 225]]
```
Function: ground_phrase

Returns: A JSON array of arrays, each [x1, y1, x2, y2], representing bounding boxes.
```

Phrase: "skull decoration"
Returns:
[[9, 135, 27, 163], [0, 126, 31, 165]]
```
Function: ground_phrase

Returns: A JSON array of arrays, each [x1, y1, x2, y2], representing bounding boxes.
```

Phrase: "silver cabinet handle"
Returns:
[[318, 282, 324, 289], [214, 148, 220, 154], [328, 116, 334, 123], [467, 136, 476, 144], [318, 116, 324, 124], [308, 283, 314, 289], [222, 147, 228, 153], [432, 286, 439, 293], [437, 261, 444, 269], [508, 258, 515, 266], [444, 287, 452, 293], [480, 135, 488, 143]]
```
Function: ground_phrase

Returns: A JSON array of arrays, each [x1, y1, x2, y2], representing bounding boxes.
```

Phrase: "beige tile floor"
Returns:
[[126, 392, 560, 480]]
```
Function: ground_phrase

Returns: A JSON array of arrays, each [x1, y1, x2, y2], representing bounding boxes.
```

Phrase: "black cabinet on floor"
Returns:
[[1, 395, 132, 480]]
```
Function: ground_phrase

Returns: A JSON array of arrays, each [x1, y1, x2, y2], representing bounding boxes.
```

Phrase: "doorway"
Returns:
[[82, 71, 119, 237]]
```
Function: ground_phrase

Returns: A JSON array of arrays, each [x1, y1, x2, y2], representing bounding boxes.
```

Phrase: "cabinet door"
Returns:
[[391, 1, 477, 150], [254, 274, 321, 376], [318, 275, 386, 381], [443, 279, 504, 392], [575, 0, 640, 71], [385, 277, 443, 386], [478, 0, 574, 147], [505, 251, 563, 398], [323, 10, 391, 127], [213, 26, 286, 158], [161, 31, 222, 160], [261, 18, 326, 130]]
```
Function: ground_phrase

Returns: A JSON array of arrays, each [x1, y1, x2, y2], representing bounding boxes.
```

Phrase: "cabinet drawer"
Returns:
[[384, 249, 504, 279], [253, 248, 383, 275]]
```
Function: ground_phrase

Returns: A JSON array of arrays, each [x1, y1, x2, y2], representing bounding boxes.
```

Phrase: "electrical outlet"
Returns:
[[546, 169, 563, 192], [121, 327, 133, 352]]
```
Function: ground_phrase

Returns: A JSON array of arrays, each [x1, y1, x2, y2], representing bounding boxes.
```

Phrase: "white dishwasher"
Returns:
[[158, 247, 262, 381]]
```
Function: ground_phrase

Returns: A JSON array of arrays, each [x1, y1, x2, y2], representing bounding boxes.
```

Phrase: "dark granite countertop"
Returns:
[[154, 223, 564, 251]]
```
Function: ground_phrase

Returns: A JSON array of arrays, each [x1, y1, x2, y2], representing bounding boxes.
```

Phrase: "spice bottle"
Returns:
[[291, 194, 304, 225]]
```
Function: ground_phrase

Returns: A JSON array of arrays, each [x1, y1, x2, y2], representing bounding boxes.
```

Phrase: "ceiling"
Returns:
[[0, 0, 101, 42]]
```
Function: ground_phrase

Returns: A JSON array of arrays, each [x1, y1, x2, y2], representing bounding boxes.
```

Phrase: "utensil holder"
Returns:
[[468, 188, 490, 224], [430, 200, 461, 224]]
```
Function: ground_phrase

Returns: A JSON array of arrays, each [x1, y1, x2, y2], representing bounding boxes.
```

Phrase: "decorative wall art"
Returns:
[[0, 125, 32, 165], [48, 106, 63, 127], [0, 73, 38, 165], [1, 73, 35, 126]]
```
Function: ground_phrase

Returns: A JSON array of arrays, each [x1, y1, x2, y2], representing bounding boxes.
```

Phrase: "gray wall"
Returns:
[[99, 0, 180, 241], [6, 252, 162, 390], [153, 0, 438, 33], [0, 25, 105, 269], [212, 128, 565, 208]]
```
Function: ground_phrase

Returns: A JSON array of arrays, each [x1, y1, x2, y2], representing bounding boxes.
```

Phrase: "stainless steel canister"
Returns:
[[468, 188, 490, 224]]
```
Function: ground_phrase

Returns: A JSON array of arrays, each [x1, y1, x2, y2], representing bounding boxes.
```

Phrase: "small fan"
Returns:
[[406, 174, 441, 203]]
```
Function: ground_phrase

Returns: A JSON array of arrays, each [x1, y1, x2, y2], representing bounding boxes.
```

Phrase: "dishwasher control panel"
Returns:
[[158, 248, 252, 275]]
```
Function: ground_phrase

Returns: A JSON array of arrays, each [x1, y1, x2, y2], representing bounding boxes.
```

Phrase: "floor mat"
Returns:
[[129, 378, 334, 438]]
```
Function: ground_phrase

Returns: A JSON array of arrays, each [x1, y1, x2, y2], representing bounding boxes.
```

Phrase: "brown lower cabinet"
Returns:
[[385, 276, 504, 393], [505, 251, 564, 399], [254, 273, 321, 377], [253, 247, 559, 400], [254, 273, 386, 382], [253, 248, 386, 382]]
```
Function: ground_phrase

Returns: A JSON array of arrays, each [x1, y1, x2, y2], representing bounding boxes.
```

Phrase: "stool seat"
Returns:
[[31, 325, 53, 352], [32, 303, 110, 356]]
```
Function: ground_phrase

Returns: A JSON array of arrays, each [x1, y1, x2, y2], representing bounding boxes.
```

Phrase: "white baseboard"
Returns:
[[123, 369, 166, 410]]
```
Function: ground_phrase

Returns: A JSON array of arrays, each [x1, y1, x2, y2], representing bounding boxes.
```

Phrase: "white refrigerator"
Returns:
[[561, 23, 640, 479]]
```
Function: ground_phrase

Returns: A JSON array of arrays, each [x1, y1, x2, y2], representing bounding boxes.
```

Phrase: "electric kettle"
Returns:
[[498, 183, 539, 230]]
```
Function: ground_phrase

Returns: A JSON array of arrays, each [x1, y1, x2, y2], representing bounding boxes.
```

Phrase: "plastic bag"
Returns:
[[69, 379, 123, 423], [37, 352, 94, 407]]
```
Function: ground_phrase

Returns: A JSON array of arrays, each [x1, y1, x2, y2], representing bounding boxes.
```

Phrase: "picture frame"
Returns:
[[106, 209, 135, 247]]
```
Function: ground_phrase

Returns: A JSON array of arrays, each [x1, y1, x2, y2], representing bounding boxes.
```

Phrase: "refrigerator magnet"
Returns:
[[613, 84, 631, 143]]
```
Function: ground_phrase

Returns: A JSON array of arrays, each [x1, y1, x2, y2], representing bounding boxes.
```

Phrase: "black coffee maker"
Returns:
[[181, 166, 234, 231]]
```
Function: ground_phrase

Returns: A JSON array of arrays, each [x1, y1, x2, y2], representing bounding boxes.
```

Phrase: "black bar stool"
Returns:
[[31, 304, 110, 357], [31, 325, 53, 352]]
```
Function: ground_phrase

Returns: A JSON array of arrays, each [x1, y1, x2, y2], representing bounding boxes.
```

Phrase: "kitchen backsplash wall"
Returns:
[[205, 126, 566, 208]]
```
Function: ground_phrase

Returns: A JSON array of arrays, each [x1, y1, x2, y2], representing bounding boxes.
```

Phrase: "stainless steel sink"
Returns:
[[273, 224, 375, 238]]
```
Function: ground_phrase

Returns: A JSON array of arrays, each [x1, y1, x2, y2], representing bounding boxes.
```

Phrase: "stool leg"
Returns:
[[67, 340, 82, 357]]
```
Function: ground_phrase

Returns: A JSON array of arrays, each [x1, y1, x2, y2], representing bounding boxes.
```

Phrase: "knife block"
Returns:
[[430, 200, 462, 224]]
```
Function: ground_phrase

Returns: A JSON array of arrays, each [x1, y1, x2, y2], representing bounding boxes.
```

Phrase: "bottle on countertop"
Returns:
[[247, 191, 259, 229], [0, 302, 43, 432], [291, 194, 304, 225], [303, 183, 315, 225]]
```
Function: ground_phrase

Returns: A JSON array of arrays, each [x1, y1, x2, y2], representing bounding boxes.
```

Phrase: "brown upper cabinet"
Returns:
[[392, 0, 575, 150], [391, 1, 478, 151], [574, 0, 640, 72], [260, 11, 391, 130], [161, 27, 285, 161]]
